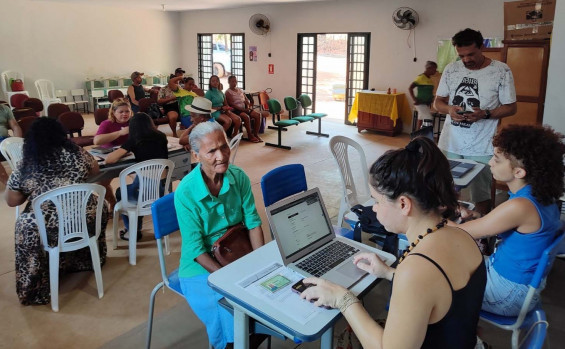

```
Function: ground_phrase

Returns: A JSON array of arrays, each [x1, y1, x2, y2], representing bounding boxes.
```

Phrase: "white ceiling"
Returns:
[[32, 0, 333, 12]]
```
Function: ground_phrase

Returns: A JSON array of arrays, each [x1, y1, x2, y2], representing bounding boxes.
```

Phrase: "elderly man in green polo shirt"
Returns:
[[174, 121, 264, 349]]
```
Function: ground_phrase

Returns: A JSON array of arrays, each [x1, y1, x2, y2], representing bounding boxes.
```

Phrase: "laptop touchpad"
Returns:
[[337, 261, 367, 278]]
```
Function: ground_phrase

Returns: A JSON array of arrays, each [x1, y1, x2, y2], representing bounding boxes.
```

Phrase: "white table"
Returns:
[[87, 137, 192, 182], [453, 158, 485, 189], [208, 239, 394, 349]]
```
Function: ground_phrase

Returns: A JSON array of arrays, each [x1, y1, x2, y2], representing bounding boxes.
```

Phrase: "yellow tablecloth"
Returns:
[[348, 92, 411, 126]]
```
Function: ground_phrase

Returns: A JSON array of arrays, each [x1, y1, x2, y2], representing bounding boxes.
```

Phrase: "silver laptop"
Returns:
[[266, 188, 392, 289]]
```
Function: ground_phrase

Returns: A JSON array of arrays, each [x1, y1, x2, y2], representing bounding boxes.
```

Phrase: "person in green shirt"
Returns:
[[168, 76, 203, 129], [409, 61, 437, 130], [174, 121, 265, 349]]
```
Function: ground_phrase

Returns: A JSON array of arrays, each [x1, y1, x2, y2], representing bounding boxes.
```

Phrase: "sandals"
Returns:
[[119, 229, 142, 242]]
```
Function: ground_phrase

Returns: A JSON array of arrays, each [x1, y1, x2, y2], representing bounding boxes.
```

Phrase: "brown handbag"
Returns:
[[211, 223, 252, 266]]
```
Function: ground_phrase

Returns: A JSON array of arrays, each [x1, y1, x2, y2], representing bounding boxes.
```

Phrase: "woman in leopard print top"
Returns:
[[5, 118, 109, 305]]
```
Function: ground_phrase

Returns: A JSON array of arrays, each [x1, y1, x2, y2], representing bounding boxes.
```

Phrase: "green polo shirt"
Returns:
[[174, 163, 262, 278], [0, 104, 16, 138], [413, 73, 435, 104]]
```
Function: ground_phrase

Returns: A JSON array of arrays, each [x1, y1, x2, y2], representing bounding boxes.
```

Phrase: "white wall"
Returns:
[[543, 0, 565, 134], [0, 0, 181, 98], [180, 0, 506, 111]]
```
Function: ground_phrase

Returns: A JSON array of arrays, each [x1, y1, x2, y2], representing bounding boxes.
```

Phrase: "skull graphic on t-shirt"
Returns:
[[451, 77, 480, 128]]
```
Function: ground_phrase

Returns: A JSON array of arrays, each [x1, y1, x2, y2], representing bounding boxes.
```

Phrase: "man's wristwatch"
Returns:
[[484, 109, 491, 119]]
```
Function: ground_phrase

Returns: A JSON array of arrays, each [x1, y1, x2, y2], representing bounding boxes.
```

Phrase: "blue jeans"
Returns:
[[180, 274, 234, 349], [482, 256, 541, 316]]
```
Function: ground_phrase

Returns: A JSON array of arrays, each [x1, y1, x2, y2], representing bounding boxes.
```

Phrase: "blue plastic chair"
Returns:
[[261, 164, 308, 207], [145, 192, 193, 349], [261, 163, 354, 240], [146, 193, 279, 348], [480, 230, 565, 349]]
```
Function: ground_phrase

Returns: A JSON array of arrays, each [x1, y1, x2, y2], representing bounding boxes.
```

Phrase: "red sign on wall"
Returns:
[[268, 64, 274, 74]]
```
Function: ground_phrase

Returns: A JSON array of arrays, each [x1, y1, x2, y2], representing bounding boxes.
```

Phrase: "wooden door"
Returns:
[[500, 40, 550, 127]]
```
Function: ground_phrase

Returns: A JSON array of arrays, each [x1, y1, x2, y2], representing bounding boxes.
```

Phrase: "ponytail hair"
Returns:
[[369, 137, 458, 218]]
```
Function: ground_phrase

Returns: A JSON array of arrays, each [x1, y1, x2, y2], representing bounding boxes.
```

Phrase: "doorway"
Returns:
[[297, 33, 370, 124]]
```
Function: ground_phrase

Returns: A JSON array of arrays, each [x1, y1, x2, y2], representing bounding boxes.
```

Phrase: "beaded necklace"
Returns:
[[397, 219, 447, 265]]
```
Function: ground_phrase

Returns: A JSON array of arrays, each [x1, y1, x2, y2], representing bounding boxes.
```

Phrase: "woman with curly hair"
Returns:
[[5, 118, 108, 305], [456, 124, 565, 316]]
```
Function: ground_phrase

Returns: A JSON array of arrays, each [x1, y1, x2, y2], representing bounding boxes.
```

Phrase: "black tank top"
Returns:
[[130, 84, 145, 102], [408, 253, 486, 349]]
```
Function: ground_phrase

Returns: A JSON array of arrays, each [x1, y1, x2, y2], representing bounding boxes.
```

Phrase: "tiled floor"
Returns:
[[1, 114, 563, 348]]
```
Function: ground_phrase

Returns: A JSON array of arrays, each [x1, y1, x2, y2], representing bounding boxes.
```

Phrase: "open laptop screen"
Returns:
[[268, 191, 334, 259]]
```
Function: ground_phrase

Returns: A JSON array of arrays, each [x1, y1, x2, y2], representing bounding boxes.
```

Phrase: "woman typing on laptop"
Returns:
[[300, 137, 486, 348]]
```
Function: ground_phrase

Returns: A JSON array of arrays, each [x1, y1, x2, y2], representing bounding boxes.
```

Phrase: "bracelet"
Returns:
[[338, 291, 360, 313]]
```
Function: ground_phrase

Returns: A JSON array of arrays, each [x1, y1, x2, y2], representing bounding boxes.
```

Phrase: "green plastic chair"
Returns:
[[298, 94, 329, 137], [266, 99, 299, 150], [283, 96, 315, 123]]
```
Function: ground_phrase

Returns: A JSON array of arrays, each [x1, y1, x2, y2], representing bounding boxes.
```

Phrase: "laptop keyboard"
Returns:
[[296, 240, 359, 277]]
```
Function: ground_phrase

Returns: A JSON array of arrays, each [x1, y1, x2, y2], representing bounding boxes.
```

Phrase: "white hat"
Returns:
[[185, 97, 212, 115]]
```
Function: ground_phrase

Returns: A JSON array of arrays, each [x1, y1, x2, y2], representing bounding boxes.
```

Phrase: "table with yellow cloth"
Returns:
[[348, 91, 411, 136]]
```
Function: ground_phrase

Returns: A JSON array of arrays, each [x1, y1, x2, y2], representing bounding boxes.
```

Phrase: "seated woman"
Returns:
[[205, 75, 241, 137], [5, 118, 109, 306], [456, 125, 565, 316], [93, 98, 132, 148], [93, 98, 133, 208], [225, 75, 262, 143], [174, 121, 265, 349], [106, 113, 168, 241], [300, 137, 486, 348]]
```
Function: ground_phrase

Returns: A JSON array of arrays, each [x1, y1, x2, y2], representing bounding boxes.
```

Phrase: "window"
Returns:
[[198, 33, 245, 91]]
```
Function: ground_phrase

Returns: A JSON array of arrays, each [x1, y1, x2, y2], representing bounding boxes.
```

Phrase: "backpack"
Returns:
[[350, 204, 398, 257], [148, 103, 163, 119]]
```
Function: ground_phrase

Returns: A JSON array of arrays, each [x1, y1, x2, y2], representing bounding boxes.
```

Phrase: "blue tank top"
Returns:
[[490, 185, 560, 284]]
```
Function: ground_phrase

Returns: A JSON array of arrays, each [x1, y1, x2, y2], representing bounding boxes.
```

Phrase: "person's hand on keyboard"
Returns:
[[353, 252, 395, 281]]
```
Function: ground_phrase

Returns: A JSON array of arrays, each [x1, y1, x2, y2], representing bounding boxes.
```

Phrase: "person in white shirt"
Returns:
[[434, 28, 517, 214]]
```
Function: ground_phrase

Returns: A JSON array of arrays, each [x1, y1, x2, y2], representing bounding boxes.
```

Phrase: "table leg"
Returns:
[[320, 326, 333, 349], [234, 307, 250, 349]]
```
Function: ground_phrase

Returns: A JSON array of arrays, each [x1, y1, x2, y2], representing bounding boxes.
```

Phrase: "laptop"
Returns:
[[448, 160, 475, 178], [266, 188, 395, 289]]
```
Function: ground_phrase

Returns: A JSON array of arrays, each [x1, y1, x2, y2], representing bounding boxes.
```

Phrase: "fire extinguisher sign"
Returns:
[[268, 64, 274, 74]]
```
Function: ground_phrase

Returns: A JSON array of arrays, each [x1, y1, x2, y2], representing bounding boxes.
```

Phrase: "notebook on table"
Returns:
[[266, 187, 395, 289]]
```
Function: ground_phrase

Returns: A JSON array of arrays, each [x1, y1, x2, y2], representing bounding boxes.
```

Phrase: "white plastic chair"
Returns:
[[229, 133, 244, 165], [34, 79, 62, 115], [55, 89, 76, 110], [1, 137, 25, 216], [71, 89, 90, 113], [1, 70, 29, 108], [329, 136, 371, 227], [112, 159, 175, 265], [91, 89, 111, 110], [32, 183, 106, 312]]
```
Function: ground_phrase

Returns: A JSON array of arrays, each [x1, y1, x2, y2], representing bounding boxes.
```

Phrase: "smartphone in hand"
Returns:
[[456, 110, 473, 115]]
